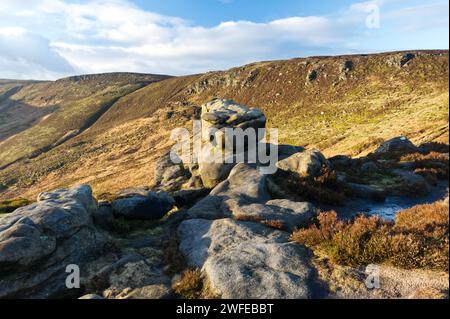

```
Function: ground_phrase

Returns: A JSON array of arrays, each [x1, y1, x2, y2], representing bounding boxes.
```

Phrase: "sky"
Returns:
[[0, 0, 448, 80]]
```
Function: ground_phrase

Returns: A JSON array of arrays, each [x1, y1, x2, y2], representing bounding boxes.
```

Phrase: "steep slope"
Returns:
[[0, 73, 170, 168], [0, 50, 448, 200]]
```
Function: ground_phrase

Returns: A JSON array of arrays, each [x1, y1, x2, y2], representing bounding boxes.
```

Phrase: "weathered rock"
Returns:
[[329, 155, 354, 168], [392, 169, 430, 195], [348, 183, 386, 201], [112, 190, 175, 220], [232, 199, 316, 231], [197, 99, 268, 188], [375, 136, 417, 154], [0, 185, 108, 299], [172, 188, 210, 207], [276, 149, 330, 178], [307, 69, 318, 82], [93, 202, 115, 230], [154, 152, 191, 192], [200, 99, 266, 148], [198, 142, 238, 189], [187, 163, 271, 220], [178, 218, 315, 299], [360, 161, 379, 173], [386, 53, 415, 68]]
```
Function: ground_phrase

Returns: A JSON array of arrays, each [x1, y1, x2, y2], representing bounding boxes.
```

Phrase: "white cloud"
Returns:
[[0, 0, 448, 80], [0, 27, 74, 80]]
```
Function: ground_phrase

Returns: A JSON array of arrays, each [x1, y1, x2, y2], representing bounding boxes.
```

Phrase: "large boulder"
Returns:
[[232, 199, 316, 231], [111, 188, 175, 220], [375, 136, 417, 154], [187, 163, 271, 220], [197, 99, 267, 188], [200, 99, 266, 148], [276, 149, 330, 178], [0, 185, 108, 298], [154, 152, 191, 192], [178, 218, 315, 299]]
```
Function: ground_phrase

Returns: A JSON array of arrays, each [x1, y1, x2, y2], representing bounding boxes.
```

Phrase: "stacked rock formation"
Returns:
[[197, 99, 267, 188]]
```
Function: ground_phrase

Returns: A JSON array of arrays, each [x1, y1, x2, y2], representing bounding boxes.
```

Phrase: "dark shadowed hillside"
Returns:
[[0, 50, 448, 200]]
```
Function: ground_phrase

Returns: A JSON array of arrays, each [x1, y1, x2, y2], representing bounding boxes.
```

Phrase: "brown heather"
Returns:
[[291, 199, 449, 271]]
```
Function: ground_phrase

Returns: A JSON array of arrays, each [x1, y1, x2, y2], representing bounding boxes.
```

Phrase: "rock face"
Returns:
[[187, 163, 271, 220], [111, 188, 175, 220], [232, 199, 316, 231], [0, 185, 107, 298], [276, 149, 330, 178], [198, 99, 267, 188], [200, 99, 266, 147], [375, 136, 417, 154], [154, 152, 191, 192], [178, 218, 315, 299]]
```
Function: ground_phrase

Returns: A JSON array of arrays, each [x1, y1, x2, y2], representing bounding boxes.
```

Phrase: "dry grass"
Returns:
[[172, 269, 204, 299], [292, 199, 449, 271], [271, 168, 351, 205], [0, 51, 448, 201], [0, 198, 31, 214], [261, 219, 287, 230]]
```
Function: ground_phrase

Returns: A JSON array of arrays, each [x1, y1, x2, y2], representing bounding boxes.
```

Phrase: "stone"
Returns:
[[200, 99, 266, 148], [172, 188, 210, 207], [307, 69, 318, 82], [154, 152, 191, 192], [93, 203, 115, 230], [386, 53, 415, 68], [329, 155, 353, 168], [187, 163, 271, 220], [348, 183, 386, 201], [112, 190, 175, 220], [178, 218, 315, 299], [276, 149, 330, 178], [198, 141, 237, 189], [232, 199, 316, 231], [375, 136, 417, 154], [360, 161, 379, 173], [0, 185, 108, 299]]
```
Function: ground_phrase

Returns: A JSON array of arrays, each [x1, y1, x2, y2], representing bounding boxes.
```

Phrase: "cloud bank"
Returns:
[[0, 0, 448, 79]]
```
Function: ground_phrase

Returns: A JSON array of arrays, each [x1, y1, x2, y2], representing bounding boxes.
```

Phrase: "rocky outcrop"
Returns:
[[232, 199, 316, 232], [276, 149, 330, 178], [187, 163, 271, 220], [154, 152, 191, 192], [111, 188, 175, 220], [0, 185, 108, 299], [178, 218, 315, 299], [375, 136, 417, 154], [198, 99, 266, 188]]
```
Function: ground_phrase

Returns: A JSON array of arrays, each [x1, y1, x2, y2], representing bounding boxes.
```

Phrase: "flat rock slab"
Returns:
[[232, 199, 316, 231], [178, 218, 315, 299]]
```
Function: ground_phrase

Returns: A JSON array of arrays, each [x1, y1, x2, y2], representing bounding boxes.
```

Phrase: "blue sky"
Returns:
[[0, 0, 448, 80]]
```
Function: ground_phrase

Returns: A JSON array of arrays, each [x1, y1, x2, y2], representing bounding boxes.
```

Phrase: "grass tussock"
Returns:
[[0, 198, 31, 214], [172, 269, 204, 299], [291, 199, 449, 271]]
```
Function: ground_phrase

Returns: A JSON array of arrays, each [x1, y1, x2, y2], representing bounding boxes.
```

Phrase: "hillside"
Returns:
[[0, 50, 448, 200]]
